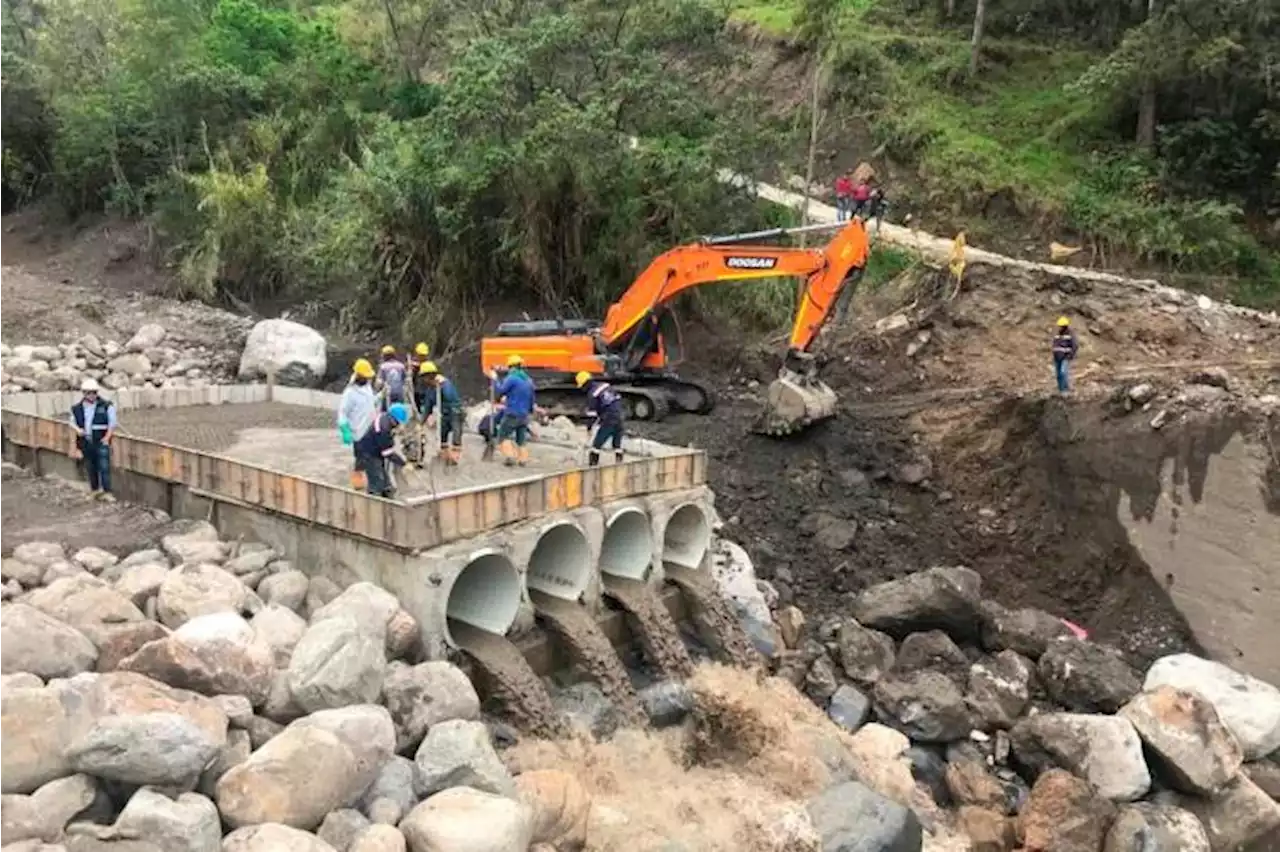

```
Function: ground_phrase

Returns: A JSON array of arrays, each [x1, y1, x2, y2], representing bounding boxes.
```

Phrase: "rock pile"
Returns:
[[768, 565, 1280, 851], [0, 325, 231, 395], [1, 522, 590, 852]]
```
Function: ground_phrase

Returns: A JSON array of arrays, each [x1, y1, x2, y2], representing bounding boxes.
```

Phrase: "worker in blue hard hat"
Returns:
[[354, 402, 411, 498]]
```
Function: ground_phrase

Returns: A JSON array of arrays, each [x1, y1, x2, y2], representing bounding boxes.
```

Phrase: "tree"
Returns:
[[969, 0, 988, 75]]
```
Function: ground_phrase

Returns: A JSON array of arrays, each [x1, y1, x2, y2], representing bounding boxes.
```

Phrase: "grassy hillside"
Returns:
[[729, 0, 1279, 307]]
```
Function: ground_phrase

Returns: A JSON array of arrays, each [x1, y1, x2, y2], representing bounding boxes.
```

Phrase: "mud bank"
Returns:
[[1016, 398, 1280, 681]]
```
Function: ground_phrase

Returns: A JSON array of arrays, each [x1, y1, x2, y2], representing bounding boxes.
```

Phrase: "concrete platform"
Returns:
[[2, 385, 715, 659], [119, 401, 614, 499]]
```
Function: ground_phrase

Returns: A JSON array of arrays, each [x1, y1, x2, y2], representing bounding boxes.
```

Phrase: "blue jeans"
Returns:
[[592, 422, 624, 450], [360, 455, 393, 497], [1054, 358, 1070, 392], [497, 412, 530, 446], [82, 440, 112, 493]]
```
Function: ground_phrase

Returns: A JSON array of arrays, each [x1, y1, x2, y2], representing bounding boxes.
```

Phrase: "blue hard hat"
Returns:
[[388, 403, 411, 425]]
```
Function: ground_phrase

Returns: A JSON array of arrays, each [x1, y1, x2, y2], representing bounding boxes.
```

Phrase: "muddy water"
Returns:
[[602, 577, 694, 680], [531, 591, 647, 727], [664, 564, 760, 669], [449, 620, 566, 738]]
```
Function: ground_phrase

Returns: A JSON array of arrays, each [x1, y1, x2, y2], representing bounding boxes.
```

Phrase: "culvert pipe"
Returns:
[[445, 550, 522, 639], [664, 503, 711, 569], [600, 509, 654, 580], [526, 522, 592, 602]]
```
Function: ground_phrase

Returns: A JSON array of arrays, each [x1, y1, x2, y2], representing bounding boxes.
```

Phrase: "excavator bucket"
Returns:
[[756, 369, 839, 436]]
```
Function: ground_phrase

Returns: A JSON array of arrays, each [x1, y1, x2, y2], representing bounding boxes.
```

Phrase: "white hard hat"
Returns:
[[81, 378, 101, 393]]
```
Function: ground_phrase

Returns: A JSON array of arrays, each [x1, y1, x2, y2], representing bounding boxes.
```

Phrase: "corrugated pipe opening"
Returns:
[[600, 509, 654, 580], [526, 522, 591, 602], [445, 550, 521, 639], [664, 503, 711, 569]]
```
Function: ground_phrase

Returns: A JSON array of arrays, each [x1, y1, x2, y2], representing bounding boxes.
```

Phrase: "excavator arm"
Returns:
[[601, 218, 871, 355]]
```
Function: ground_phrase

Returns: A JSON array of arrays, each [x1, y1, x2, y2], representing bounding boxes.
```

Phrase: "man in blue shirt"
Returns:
[[416, 361, 464, 466], [489, 354, 536, 467], [576, 371, 626, 466], [354, 403, 410, 498], [70, 378, 118, 501]]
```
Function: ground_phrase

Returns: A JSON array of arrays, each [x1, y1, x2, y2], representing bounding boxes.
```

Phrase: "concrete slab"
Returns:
[[118, 401, 617, 498]]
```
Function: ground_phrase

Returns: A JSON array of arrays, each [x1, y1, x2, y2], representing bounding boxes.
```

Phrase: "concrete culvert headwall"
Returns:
[[526, 522, 592, 601], [446, 550, 522, 637], [664, 503, 711, 569], [601, 509, 655, 580]]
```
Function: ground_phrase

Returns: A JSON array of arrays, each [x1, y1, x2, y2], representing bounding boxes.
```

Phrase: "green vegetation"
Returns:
[[1, 0, 787, 337], [741, 0, 1280, 306]]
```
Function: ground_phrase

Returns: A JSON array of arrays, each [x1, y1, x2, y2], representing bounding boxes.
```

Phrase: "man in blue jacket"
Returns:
[[417, 361, 464, 466], [1051, 316, 1079, 394], [354, 403, 410, 497], [489, 354, 536, 467], [70, 378, 118, 501], [576, 371, 626, 466]]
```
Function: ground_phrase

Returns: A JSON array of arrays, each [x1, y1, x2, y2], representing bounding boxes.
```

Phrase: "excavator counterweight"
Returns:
[[480, 218, 870, 434]]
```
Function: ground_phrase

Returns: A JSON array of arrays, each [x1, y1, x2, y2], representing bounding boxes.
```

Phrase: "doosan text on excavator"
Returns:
[[480, 217, 871, 435]]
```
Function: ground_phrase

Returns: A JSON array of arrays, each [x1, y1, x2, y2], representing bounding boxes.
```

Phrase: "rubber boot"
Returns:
[[517, 446, 530, 467], [482, 441, 495, 461], [500, 439, 517, 466], [588, 450, 600, 467], [447, 445, 461, 466], [614, 451, 624, 464]]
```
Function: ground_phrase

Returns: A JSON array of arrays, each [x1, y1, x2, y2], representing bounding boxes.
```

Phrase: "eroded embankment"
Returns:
[[974, 395, 1280, 680]]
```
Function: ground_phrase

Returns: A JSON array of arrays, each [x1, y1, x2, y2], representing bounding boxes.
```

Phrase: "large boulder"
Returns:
[[1119, 686, 1243, 795], [852, 566, 983, 640], [12, 541, 67, 569], [317, 809, 371, 852], [978, 600, 1072, 659], [382, 662, 481, 752], [1011, 712, 1151, 801], [251, 605, 308, 668], [893, 630, 969, 682], [1039, 639, 1141, 713], [95, 621, 170, 672], [120, 613, 274, 706], [2, 680, 80, 792], [413, 719, 514, 798], [0, 773, 98, 844], [1145, 653, 1280, 760], [125, 324, 167, 353], [965, 651, 1031, 730], [1178, 773, 1280, 851], [72, 547, 119, 575], [222, 824, 338, 852], [26, 574, 147, 646], [291, 705, 397, 781], [289, 616, 386, 713], [161, 525, 227, 567], [835, 620, 896, 685], [257, 572, 309, 614], [238, 319, 327, 385], [1103, 803, 1210, 852], [111, 788, 221, 852], [872, 670, 972, 743], [350, 825, 407, 852], [217, 707, 394, 831], [310, 583, 401, 637], [399, 787, 533, 852], [805, 780, 923, 852], [114, 562, 172, 608], [359, 756, 419, 825], [827, 684, 871, 732], [2, 557, 45, 588], [514, 770, 591, 850], [156, 564, 247, 628], [944, 759, 1010, 812], [1018, 769, 1117, 852], [67, 710, 224, 789], [1, 603, 99, 678]]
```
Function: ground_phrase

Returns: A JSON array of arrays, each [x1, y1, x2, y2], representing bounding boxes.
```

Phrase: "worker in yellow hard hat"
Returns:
[[339, 358, 378, 488], [375, 345, 407, 412], [1051, 316, 1078, 395], [416, 361, 464, 465], [577, 370, 626, 466], [487, 354, 535, 466]]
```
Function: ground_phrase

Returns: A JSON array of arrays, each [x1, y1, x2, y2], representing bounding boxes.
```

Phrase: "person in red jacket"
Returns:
[[834, 174, 853, 222], [852, 178, 873, 220]]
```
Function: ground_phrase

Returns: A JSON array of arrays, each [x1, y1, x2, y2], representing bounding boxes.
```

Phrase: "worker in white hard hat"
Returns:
[[69, 378, 118, 501]]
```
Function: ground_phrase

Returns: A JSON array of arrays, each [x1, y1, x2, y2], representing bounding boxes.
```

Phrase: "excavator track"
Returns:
[[532, 382, 673, 422]]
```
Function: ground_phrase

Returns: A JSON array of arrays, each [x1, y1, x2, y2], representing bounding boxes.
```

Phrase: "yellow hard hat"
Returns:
[[352, 358, 375, 379], [418, 360, 438, 375], [506, 354, 524, 367], [575, 371, 592, 388], [380, 344, 396, 355], [414, 342, 429, 357], [1057, 316, 1070, 327]]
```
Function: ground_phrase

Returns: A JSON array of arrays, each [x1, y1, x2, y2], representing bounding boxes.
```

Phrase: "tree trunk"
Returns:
[[1135, 0, 1158, 148], [969, 0, 988, 74], [798, 60, 824, 251], [945, 0, 955, 19]]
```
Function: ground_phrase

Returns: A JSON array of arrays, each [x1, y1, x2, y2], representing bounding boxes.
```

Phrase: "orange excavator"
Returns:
[[480, 218, 870, 435]]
